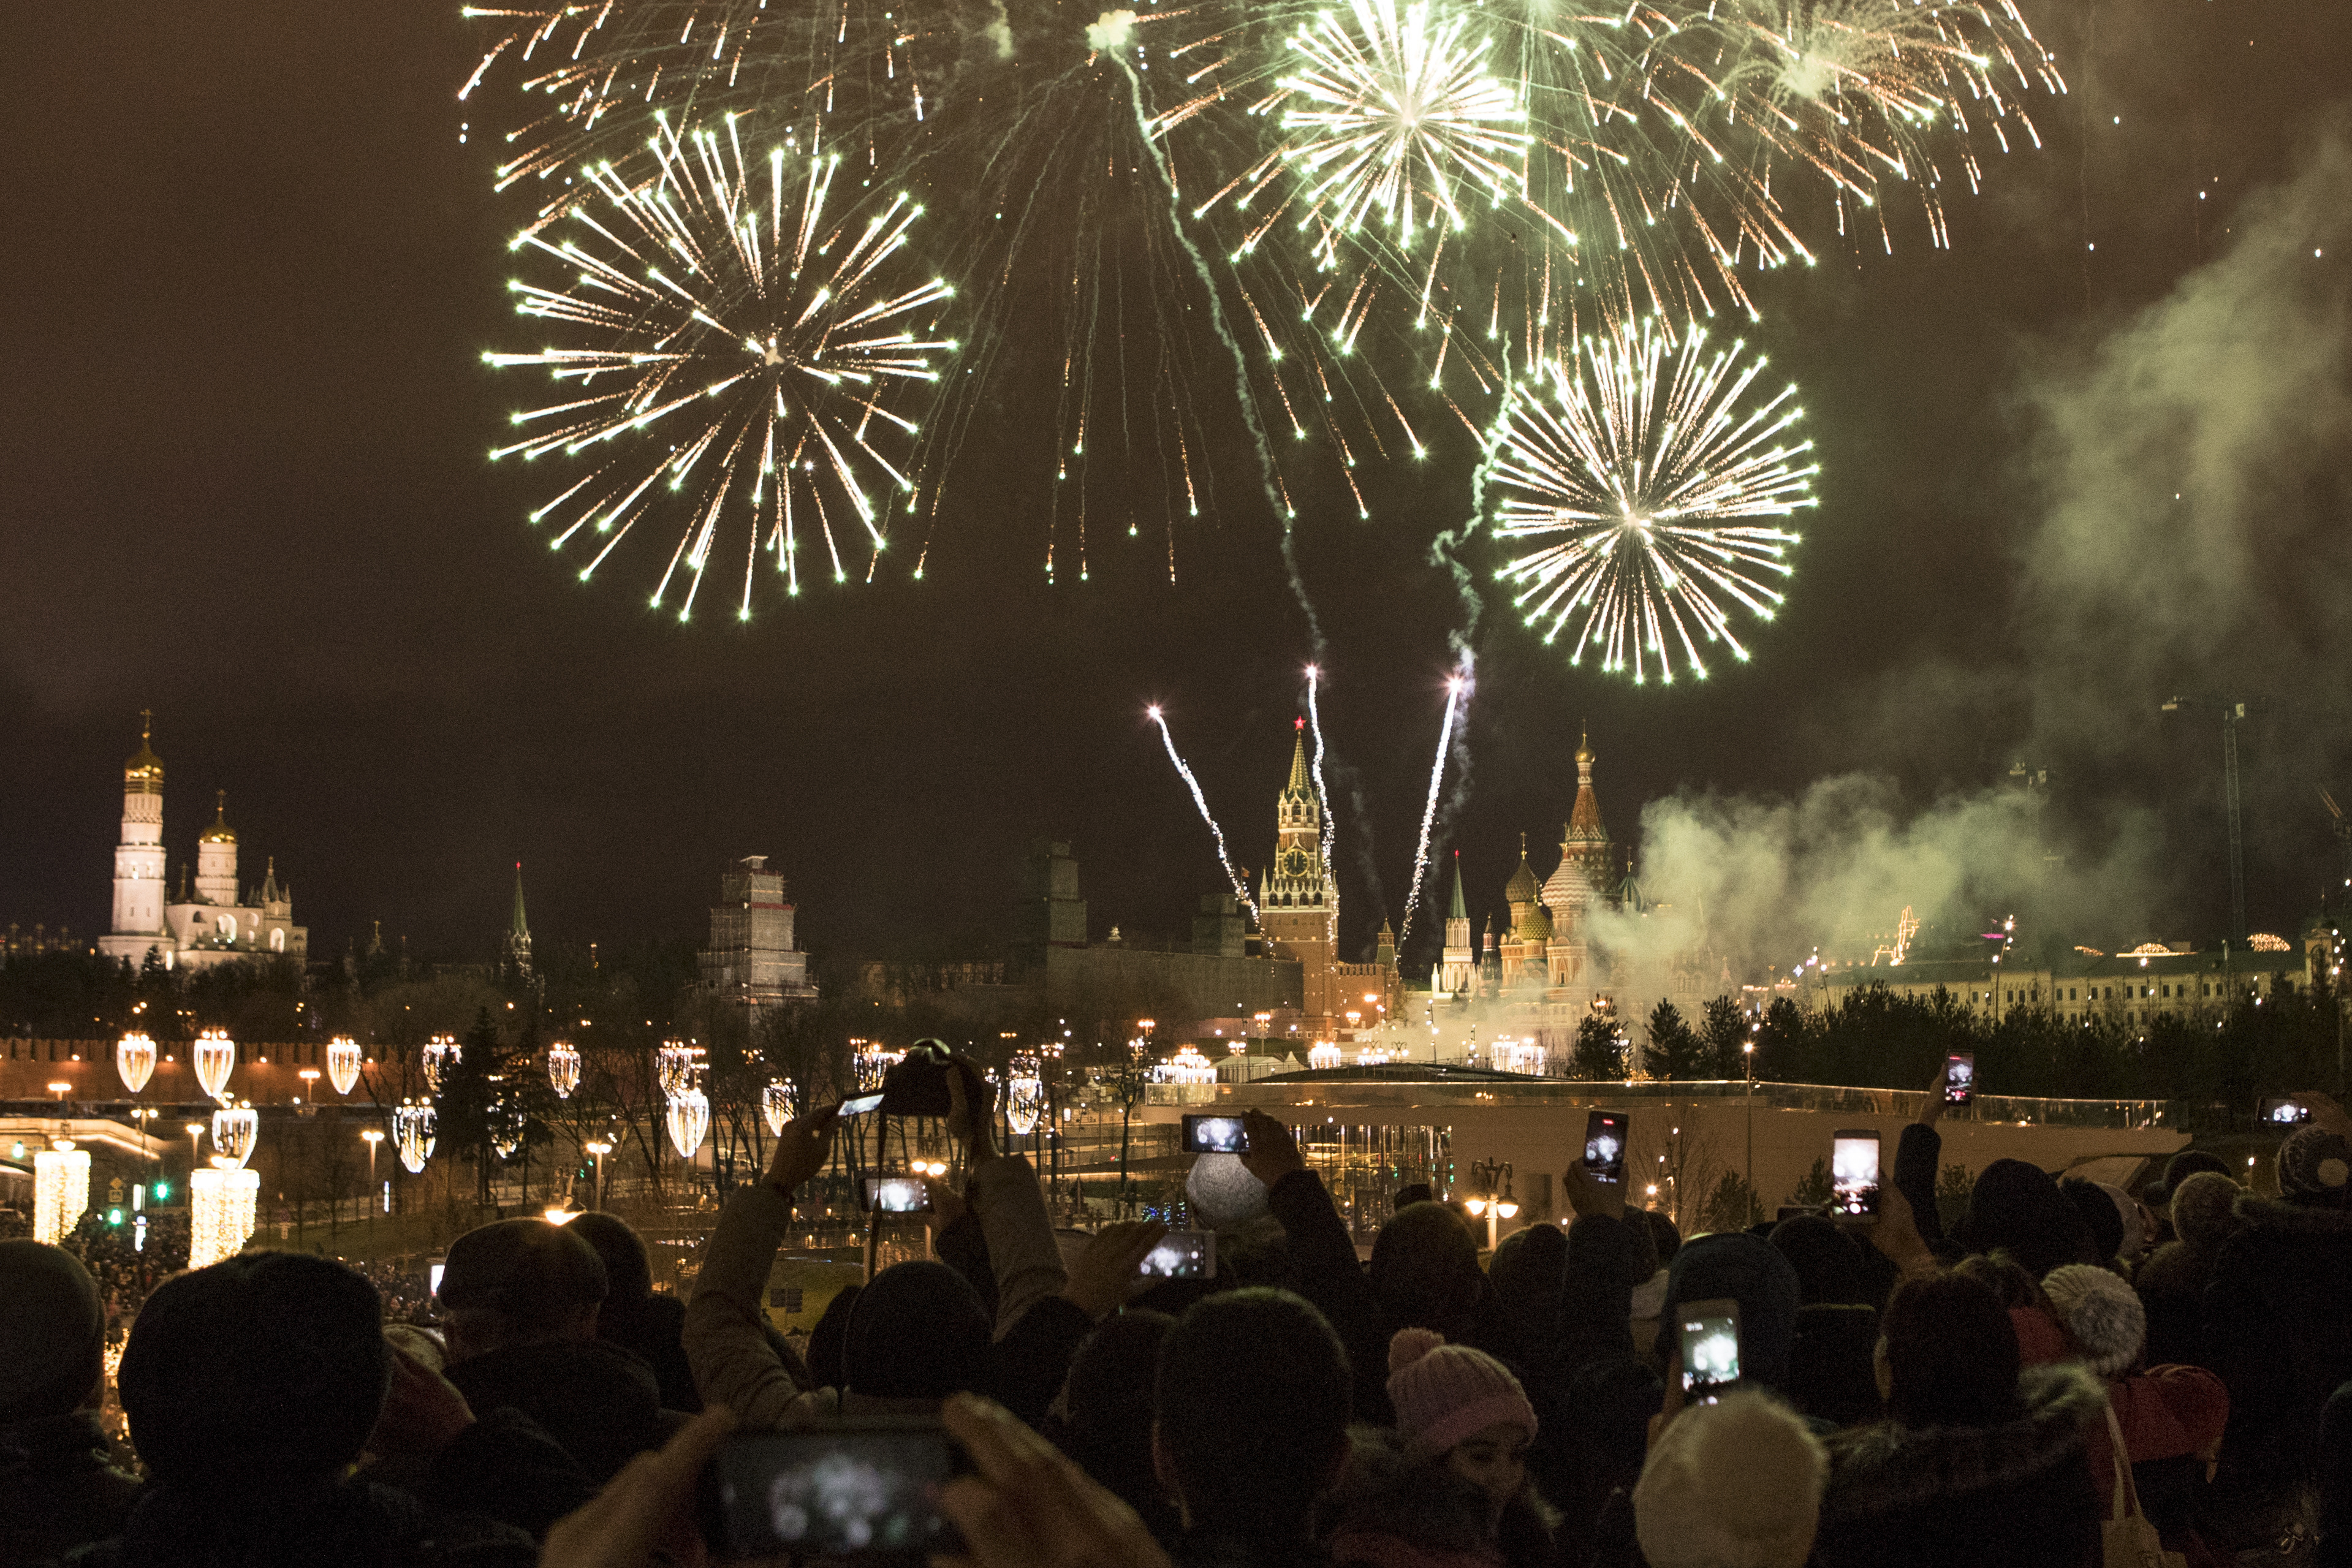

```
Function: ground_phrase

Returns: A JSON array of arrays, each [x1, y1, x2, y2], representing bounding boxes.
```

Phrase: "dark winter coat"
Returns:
[[594, 1290, 702, 1414], [2134, 1238, 2223, 1372], [1811, 1363, 2106, 1568], [443, 1337, 673, 1486], [1319, 1426, 1563, 1568], [0, 1410, 143, 1567], [2203, 1193, 2352, 1486]]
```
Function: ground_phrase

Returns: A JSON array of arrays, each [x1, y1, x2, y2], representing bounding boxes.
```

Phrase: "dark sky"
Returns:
[[4, 1, 2350, 975]]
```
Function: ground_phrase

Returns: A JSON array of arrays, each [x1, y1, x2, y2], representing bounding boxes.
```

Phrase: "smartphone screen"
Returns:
[[1678, 1298, 1742, 1404], [862, 1175, 929, 1213], [711, 1424, 963, 1559], [1944, 1053, 1975, 1107], [2260, 1097, 2312, 1126], [838, 1093, 886, 1118], [1582, 1110, 1628, 1183], [1140, 1230, 1216, 1279], [1832, 1131, 1881, 1219], [1182, 1114, 1249, 1154]]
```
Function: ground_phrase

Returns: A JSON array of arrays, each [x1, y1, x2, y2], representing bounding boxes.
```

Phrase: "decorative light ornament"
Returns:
[[32, 1140, 91, 1244], [762, 1078, 796, 1137], [547, 1040, 580, 1100], [666, 1088, 710, 1159], [189, 1159, 259, 1268], [1308, 1041, 1343, 1070], [656, 1041, 705, 1100], [1004, 1053, 1046, 1136], [393, 1099, 436, 1173], [115, 1032, 156, 1095], [326, 1036, 363, 1096], [1153, 1045, 1218, 1086], [192, 1028, 237, 1101], [490, 1088, 522, 1159], [852, 1039, 904, 1094], [210, 1102, 259, 1170], [421, 1034, 461, 1094]]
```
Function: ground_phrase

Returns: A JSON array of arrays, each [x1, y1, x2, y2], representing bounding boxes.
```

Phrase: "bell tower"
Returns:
[[1259, 718, 1338, 1025], [100, 712, 169, 962]]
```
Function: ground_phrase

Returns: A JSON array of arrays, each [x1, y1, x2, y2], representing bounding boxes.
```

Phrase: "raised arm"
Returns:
[[685, 1106, 836, 1425], [1245, 1110, 1396, 1423], [1893, 1061, 1949, 1248]]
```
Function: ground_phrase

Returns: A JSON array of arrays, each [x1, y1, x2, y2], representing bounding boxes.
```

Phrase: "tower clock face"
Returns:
[[1283, 848, 1310, 877]]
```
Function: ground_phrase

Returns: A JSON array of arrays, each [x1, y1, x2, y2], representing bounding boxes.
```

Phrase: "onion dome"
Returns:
[[124, 711, 164, 794], [200, 789, 237, 843], [1503, 832, 1541, 905]]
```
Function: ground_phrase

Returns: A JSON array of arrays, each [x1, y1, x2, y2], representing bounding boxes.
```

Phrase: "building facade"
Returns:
[[698, 856, 818, 1013], [1258, 719, 1341, 1025], [97, 715, 308, 972]]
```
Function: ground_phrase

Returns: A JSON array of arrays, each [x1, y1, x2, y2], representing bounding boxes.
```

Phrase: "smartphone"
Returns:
[[1944, 1053, 1975, 1107], [708, 1422, 964, 1559], [862, 1175, 930, 1213], [1832, 1131, 1881, 1220], [1182, 1113, 1250, 1154], [1677, 1298, 1742, 1405], [2259, 1097, 2313, 1126], [1139, 1229, 1216, 1279], [838, 1093, 886, 1117], [1582, 1110, 1628, 1183]]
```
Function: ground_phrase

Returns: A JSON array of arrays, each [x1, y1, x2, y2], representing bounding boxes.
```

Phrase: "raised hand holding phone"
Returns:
[[766, 1104, 841, 1200], [1237, 1110, 1305, 1188]]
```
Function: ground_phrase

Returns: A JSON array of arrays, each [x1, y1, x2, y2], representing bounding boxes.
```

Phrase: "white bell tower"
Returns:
[[99, 712, 169, 962]]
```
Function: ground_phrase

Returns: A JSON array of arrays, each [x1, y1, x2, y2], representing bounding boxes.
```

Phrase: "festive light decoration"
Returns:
[[394, 1099, 437, 1173], [115, 1032, 156, 1095], [1153, 1045, 1220, 1086], [657, 1041, 705, 1100], [1004, 1053, 1047, 1135], [762, 1078, 797, 1137], [326, 1036, 364, 1096], [547, 1040, 581, 1099], [189, 1159, 260, 1268], [1308, 1041, 1343, 1070], [32, 1141, 91, 1245], [489, 1081, 523, 1159], [666, 1088, 710, 1159], [211, 1102, 259, 1170], [192, 1028, 236, 1101], [1492, 1040, 1546, 1075], [422, 1034, 461, 1094], [852, 1040, 904, 1094]]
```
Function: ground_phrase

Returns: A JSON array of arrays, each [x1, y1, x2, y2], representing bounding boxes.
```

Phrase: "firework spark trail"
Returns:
[[1150, 705, 1261, 923], [1304, 664, 1337, 879], [1394, 655, 1470, 948], [1115, 50, 1324, 651]]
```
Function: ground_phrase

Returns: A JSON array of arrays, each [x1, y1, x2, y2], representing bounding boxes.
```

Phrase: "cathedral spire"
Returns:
[[1449, 850, 1468, 920], [1284, 716, 1312, 800], [511, 862, 530, 941], [504, 862, 534, 982]]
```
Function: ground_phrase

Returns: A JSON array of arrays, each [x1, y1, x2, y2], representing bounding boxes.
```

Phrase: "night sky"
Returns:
[[4, 1, 2350, 975]]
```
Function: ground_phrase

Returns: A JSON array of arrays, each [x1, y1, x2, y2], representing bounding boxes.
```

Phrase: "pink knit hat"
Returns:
[[1386, 1328, 1536, 1460]]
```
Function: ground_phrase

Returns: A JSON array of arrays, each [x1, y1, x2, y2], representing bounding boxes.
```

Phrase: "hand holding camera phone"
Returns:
[[708, 1420, 965, 1561], [1182, 1113, 1250, 1154], [1139, 1229, 1216, 1279], [1831, 1131, 1881, 1221], [1943, 1053, 1975, 1107], [1677, 1298, 1743, 1405], [1581, 1110, 1628, 1184]]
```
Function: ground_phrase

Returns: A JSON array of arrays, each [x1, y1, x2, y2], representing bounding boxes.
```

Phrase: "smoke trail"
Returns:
[[1115, 50, 1323, 652], [1150, 705, 1261, 923], [1305, 665, 1338, 879], [1425, 371, 1520, 646], [1395, 654, 1472, 946]]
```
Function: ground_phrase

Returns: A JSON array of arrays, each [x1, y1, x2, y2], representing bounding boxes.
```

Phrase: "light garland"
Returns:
[[656, 1041, 705, 1100], [421, 1034, 461, 1094], [32, 1141, 91, 1244], [189, 1160, 259, 1268], [1308, 1041, 1343, 1070], [210, 1102, 258, 1168], [115, 1032, 156, 1095], [547, 1040, 580, 1099], [1004, 1053, 1046, 1135], [192, 1028, 236, 1101], [1152, 1045, 1219, 1086], [666, 1088, 710, 1159], [393, 1099, 436, 1173], [762, 1077, 796, 1137], [852, 1039, 904, 1094], [326, 1036, 363, 1096]]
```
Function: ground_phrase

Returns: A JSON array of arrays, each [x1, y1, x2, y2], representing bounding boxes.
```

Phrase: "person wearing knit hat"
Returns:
[[2041, 1264, 2147, 1377], [1322, 1328, 1556, 1568], [2136, 1170, 2243, 1366], [1633, 1390, 1827, 1568], [2277, 1125, 2352, 1206], [0, 1241, 142, 1565]]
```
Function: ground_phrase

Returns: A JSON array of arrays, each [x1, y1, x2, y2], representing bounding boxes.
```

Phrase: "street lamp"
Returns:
[[184, 1121, 205, 1182], [1463, 1159, 1516, 1250], [297, 1068, 320, 1104], [360, 1129, 383, 1249], [584, 1140, 613, 1210]]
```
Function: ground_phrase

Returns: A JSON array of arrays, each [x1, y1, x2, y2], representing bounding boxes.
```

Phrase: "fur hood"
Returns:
[[2230, 1192, 2352, 1237], [1823, 1363, 2106, 1521], [1320, 1426, 1557, 1568]]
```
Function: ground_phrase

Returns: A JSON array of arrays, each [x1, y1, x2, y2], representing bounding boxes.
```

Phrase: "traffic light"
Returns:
[[107, 1208, 124, 1226], [152, 1180, 172, 1202]]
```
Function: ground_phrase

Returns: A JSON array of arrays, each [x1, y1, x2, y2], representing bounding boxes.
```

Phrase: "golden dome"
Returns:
[[1503, 833, 1541, 904], [124, 710, 163, 794], [200, 789, 236, 843], [1574, 727, 1595, 768]]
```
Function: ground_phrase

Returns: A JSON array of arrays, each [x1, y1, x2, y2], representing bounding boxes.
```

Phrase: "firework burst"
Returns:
[[1487, 316, 1815, 683], [485, 116, 955, 618]]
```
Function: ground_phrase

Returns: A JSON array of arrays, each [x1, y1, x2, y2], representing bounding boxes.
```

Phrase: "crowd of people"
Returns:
[[2, 1059, 2348, 1568]]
